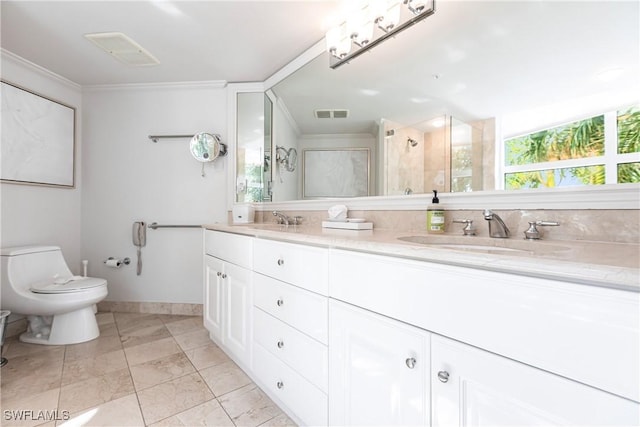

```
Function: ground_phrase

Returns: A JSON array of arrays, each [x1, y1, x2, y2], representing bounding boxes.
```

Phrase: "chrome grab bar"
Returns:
[[148, 222, 201, 230]]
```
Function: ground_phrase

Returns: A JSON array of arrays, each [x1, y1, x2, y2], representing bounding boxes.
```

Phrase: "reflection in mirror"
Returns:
[[236, 92, 271, 203], [240, 1, 639, 203]]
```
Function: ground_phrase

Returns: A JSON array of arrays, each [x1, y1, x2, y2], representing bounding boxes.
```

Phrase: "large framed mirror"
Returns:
[[236, 0, 639, 207]]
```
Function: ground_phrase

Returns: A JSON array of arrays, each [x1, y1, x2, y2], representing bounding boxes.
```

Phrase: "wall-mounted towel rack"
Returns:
[[148, 222, 201, 230], [148, 135, 194, 143]]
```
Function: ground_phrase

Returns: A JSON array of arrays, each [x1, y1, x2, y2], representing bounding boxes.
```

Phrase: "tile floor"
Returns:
[[0, 313, 296, 427]]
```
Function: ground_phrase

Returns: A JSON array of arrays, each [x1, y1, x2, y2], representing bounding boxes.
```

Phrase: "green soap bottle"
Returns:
[[427, 190, 445, 233]]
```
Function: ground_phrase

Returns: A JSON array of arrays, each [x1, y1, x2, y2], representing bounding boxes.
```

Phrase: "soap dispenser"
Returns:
[[427, 190, 445, 233]]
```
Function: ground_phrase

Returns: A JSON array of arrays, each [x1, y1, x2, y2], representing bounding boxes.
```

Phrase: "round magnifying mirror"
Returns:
[[190, 132, 225, 162]]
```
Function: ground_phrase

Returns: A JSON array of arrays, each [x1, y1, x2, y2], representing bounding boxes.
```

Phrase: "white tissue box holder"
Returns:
[[322, 221, 373, 230], [232, 204, 255, 224]]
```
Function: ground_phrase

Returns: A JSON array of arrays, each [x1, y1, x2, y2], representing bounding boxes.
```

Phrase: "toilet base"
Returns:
[[20, 307, 100, 345]]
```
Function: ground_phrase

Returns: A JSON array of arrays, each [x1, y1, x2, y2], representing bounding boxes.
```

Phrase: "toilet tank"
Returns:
[[1, 246, 72, 291]]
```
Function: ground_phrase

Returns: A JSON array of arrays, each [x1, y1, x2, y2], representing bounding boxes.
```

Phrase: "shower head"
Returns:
[[407, 137, 418, 147]]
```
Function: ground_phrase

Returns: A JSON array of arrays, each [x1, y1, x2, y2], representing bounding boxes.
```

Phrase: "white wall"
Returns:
[[0, 51, 83, 271], [81, 83, 228, 304]]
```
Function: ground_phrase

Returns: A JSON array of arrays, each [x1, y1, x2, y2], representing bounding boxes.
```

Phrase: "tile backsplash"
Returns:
[[251, 209, 639, 244]]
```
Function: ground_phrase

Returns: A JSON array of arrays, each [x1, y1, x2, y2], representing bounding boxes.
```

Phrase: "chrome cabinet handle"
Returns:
[[276, 381, 284, 389], [216, 271, 222, 277], [405, 357, 417, 369], [276, 299, 284, 307], [437, 370, 450, 383], [277, 258, 285, 266], [277, 340, 284, 349], [221, 273, 227, 279]]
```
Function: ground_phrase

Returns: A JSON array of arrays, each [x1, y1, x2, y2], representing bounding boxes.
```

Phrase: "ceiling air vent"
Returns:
[[314, 109, 349, 119], [84, 32, 160, 66]]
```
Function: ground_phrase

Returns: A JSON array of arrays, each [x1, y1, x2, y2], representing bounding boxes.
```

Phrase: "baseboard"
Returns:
[[97, 301, 203, 316]]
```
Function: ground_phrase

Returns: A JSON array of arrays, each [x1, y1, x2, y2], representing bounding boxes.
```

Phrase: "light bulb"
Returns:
[[407, 0, 429, 15], [377, 3, 401, 32]]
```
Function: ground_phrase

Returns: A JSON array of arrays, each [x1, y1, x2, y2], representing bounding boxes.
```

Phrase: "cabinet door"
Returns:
[[223, 262, 252, 367], [204, 255, 223, 343], [329, 300, 430, 426], [432, 335, 640, 426]]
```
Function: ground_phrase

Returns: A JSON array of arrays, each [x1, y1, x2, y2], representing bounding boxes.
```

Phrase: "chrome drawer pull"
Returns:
[[277, 258, 285, 266], [277, 340, 285, 349], [276, 299, 284, 307], [216, 271, 222, 277], [437, 370, 450, 383], [221, 273, 227, 279], [276, 381, 284, 389], [405, 357, 416, 369]]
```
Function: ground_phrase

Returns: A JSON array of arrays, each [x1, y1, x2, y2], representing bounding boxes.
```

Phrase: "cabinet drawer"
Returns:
[[253, 272, 328, 344], [253, 239, 328, 295], [204, 230, 253, 269], [253, 343, 328, 427], [254, 308, 328, 393]]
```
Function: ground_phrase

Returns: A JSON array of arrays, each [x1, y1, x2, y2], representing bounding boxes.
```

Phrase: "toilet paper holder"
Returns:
[[103, 257, 131, 268]]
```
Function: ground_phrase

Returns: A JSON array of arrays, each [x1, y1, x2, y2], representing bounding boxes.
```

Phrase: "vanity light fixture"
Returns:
[[326, 0, 435, 69]]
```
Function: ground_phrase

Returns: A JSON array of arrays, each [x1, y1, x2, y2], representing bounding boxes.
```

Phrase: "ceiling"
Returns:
[[0, 1, 340, 86]]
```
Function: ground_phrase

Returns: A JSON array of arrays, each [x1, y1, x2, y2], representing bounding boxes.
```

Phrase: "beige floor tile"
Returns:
[[183, 342, 231, 371], [164, 317, 204, 336], [129, 352, 195, 391], [119, 323, 172, 349], [64, 335, 123, 363], [61, 349, 128, 386], [1, 347, 65, 396], [173, 328, 212, 352], [158, 314, 197, 324], [0, 387, 60, 427], [60, 393, 144, 427], [114, 313, 159, 331], [97, 322, 119, 337], [148, 399, 234, 427], [117, 315, 165, 336], [95, 312, 115, 325], [137, 372, 214, 425], [123, 336, 181, 366], [199, 360, 252, 397], [258, 412, 298, 427], [219, 384, 282, 427], [3, 337, 64, 359], [58, 367, 134, 414]]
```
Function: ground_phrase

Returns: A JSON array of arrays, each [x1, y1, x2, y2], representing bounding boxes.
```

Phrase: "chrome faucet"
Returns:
[[483, 209, 510, 238], [272, 211, 290, 226]]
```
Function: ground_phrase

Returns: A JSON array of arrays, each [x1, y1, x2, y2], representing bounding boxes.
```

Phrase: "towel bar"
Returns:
[[148, 222, 201, 230]]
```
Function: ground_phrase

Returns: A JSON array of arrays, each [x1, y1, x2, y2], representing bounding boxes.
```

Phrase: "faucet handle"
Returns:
[[524, 220, 560, 240], [453, 219, 476, 236], [292, 216, 303, 225]]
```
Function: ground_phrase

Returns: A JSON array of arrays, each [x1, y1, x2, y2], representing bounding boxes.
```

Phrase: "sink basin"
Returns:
[[397, 235, 570, 256]]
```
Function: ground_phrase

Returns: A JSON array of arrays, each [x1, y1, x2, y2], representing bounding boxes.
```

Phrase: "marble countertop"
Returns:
[[203, 223, 640, 293]]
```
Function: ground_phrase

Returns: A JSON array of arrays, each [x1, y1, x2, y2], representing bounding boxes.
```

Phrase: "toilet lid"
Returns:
[[31, 277, 106, 294]]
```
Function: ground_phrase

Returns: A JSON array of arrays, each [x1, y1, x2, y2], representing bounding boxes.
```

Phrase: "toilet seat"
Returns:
[[30, 277, 106, 294]]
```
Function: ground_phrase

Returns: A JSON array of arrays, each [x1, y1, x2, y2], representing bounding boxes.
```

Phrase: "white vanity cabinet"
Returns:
[[329, 299, 430, 426], [431, 334, 640, 426], [203, 230, 253, 368], [329, 249, 640, 426], [251, 238, 329, 426]]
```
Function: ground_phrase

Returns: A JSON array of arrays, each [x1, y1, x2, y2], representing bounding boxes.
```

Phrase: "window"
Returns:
[[503, 105, 640, 190]]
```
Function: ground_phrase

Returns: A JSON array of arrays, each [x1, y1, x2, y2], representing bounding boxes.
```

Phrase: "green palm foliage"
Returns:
[[505, 116, 605, 189], [618, 107, 640, 154], [505, 105, 640, 189]]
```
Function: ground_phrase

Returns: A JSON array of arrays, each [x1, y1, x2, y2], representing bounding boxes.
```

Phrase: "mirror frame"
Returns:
[[229, 41, 640, 211]]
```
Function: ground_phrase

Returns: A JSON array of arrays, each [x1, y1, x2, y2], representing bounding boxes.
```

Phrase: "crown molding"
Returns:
[[1, 49, 81, 91], [83, 80, 228, 92]]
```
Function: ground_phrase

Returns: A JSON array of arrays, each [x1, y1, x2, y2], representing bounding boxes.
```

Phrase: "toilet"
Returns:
[[0, 246, 108, 345]]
